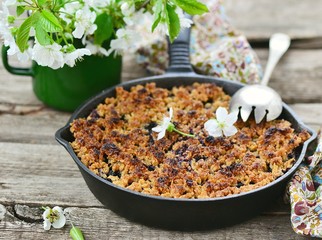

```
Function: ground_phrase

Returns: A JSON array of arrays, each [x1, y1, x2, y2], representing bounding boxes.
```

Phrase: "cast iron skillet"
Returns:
[[56, 27, 317, 230]]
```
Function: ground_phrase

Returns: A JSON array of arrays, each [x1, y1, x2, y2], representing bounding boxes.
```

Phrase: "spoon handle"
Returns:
[[261, 33, 291, 86]]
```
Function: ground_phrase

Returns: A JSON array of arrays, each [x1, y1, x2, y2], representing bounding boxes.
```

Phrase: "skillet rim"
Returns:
[[55, 73, 318, 203]]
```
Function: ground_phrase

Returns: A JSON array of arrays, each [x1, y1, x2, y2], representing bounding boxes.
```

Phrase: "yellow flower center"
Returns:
[[47, 209, 60, 223]]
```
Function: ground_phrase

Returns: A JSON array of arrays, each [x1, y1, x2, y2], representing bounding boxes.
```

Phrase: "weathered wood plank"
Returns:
[[0, 143, 102, 207], [224, 0, 322, 41], [0, 204, 310, 240], [290, 103, 322, 127], [255, 49, 322, 103], [0, 108, 70, 144]]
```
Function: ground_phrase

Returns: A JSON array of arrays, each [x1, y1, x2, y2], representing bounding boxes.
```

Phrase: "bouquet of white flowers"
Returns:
[[0, 0, 208, 69]]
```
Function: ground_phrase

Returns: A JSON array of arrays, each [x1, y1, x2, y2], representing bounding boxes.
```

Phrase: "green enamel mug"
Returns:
[[2, 46, 122, 112]]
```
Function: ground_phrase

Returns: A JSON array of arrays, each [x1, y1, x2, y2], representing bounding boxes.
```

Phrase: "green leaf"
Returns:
[[16, 5, 25, 17], [37, 0, 47, 7], [172, 0, 208, 15], [151, 0, 163, 32], [70, 226, 84, 240], [16, 15, 33, 52], [151, 14, 161, 33], [94, 13, 113, 45], [166, 4, 180, 42], [39, 9, 63, 32], [35, 22, 51, 45]]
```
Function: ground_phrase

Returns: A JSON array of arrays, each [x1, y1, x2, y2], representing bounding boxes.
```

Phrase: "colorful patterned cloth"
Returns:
[[288, 133, 322, 237], [135, 0, 262, 84]]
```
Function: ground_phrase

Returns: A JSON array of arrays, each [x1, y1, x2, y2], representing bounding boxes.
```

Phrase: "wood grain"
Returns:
[[0, 142, 102, 207], [0, 204, 310, 240], [224, 0, 322, 41], [255, 49, 322, 103]]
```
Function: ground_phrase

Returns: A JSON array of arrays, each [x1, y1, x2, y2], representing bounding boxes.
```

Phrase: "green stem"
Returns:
[[23, 0, 35, 7], [58, 11, 74, 18], [173, 128, 195, 138], [60, 33, 70, 46], [138, 0, 151, 10]]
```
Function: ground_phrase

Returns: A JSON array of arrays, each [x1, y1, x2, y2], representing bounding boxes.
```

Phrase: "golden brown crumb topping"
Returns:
[[70, 83, 310, 199]]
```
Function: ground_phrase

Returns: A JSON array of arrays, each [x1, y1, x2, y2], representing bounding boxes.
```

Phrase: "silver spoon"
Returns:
[[229, 33, 291, 123]]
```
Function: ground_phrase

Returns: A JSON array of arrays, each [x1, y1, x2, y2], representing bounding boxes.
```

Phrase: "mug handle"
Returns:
[[2, 45, 33, 76]]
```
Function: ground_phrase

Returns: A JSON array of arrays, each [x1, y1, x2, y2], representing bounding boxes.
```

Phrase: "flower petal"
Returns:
[[209, 128, 223, 137], [204, 119, 223, 137], [204, 119, 218, 132], [51, 207, 66, 229], [168, 107, 173, 119], [43, 219, 51, 230], [225, 111, 238, 126], [52, 213, 66, 229], [157, 130, 166, 140], [215, 107, 229, 122], [72, 23, 85, 39], [161, 117, 171, 129], [152, 126, 163, 133], [42, 208, 50, 219], [52, 206, 63, 214], [223, 125, 238, 137]]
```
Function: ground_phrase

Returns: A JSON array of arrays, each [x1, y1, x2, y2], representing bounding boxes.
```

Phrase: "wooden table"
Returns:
[[1, 1, 322, 239]]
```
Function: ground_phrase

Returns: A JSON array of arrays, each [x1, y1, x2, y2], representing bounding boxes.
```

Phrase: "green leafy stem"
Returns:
[[167, 122, 195, 138]]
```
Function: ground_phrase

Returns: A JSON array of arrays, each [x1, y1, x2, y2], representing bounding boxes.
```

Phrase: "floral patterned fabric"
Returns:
[[135, 0, 262, 84], [288, 133, 322, 237]]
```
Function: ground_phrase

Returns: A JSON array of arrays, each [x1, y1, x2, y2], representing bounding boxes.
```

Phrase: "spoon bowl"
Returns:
[[230, 33, 291, 123]]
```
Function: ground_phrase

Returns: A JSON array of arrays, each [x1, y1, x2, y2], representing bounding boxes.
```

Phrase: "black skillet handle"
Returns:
[[166, 15, 195, 74]]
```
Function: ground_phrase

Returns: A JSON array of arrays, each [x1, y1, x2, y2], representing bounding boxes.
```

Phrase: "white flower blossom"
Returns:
[[43, 206, 66, 231], [204, 107, 238, 137], [64, 48, 91, 67], [153, 8, 191, 37], [7, 43, 31, 62], [155, 22, 168, 36], [32, 42, 64, 69], [150, 4, 168, 36], [176, 8, 193, 29], [85, 0, 111, 8], [0, 24, 14, 47], [59, 2, 81, 25], [0, 4, 30, 62], [152, 107, 173, 140], [85, 41, 109, 56], [121, 2, 135, 26], [0, 3, 13, 44], [72, 7, 97, 42], [106, 28, 140, 56]]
